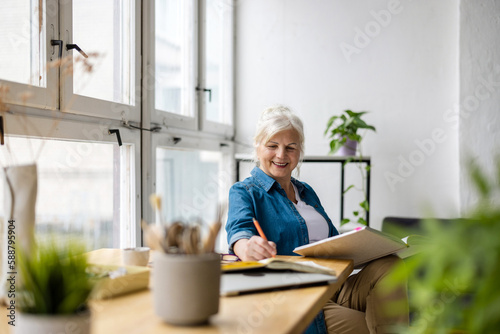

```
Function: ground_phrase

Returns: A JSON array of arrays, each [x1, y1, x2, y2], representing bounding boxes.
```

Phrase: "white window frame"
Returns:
[[1, 108, 142, 248], [198, 0, 234, 137], [0, 0, 59, 111], [145, 0, 198, 131], [144, 0, 234, 136], [58, 0, 142, 123]]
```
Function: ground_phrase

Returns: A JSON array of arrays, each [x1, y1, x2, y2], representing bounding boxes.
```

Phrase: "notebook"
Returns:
[[293, 226, 408, 267], [220, 270, 337, 296]]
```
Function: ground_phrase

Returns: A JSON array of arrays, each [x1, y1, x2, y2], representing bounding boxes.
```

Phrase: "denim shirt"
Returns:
[[226, 166, 339, 255], [226, 167, 339, 334]]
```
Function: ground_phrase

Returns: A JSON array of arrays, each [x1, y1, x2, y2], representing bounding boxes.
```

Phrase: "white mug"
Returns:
[[122, 247, 150, 266]]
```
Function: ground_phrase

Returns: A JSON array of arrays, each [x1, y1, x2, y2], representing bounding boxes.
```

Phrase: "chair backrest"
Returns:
[[381, 216, 463, 238], [381, 216, 424, 238]]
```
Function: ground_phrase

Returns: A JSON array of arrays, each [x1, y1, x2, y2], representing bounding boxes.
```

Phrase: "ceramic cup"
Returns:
[[122, 247, 150, 266], [152, 252, 220, 326]]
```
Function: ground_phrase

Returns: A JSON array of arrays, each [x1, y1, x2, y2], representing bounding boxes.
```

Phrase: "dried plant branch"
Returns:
[[0, 52, 102, 166]]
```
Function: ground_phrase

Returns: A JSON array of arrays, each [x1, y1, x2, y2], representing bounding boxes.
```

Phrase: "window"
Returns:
[[156, 148, 223, 223], [0, 0, 58, 109], [0, 116, 140, 249], [143, 0, 235, 252], [0, 0, 141, 121], [0, 0, 234, 251], [150, 0, 234, 135], [60, 0, 140, 121], [0, 1, 142, 249], [72, 0, 135, 105], [150, 134, 234, 251], [0, 0, 46, 87], [200, 0, 234, 134], [154, 0, 196, 120]]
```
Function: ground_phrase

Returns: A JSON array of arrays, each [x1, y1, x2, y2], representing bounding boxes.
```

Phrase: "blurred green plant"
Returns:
[[389, 158, 500, 333], [17, 239, 94, 314]]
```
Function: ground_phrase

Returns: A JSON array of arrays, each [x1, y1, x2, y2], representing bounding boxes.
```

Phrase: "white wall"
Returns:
[[235, 0, 460, 230], [459, 0, 500, 210]]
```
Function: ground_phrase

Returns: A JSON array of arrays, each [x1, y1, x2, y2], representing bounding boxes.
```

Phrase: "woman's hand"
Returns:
[[233, 236, 277, 261]]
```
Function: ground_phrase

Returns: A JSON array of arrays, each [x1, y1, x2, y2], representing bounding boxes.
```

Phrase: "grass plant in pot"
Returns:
[[14, 239, 94, 334], [324, 109, 376, 156]]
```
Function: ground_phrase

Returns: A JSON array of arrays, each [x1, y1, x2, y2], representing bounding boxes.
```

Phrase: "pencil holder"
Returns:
[[152, 252, 220, 325]]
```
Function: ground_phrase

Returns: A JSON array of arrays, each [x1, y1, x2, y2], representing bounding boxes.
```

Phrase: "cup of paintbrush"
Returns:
[[152, 221, 220, 326]]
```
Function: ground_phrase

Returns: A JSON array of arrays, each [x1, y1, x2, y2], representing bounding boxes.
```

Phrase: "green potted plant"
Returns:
[[325, 110, 376, 226], [324, 109, 376, 156], [14, 239, 94, 334]]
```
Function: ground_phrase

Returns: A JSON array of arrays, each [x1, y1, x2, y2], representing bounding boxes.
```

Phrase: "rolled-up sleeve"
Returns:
[[225, 182, 258, 253]]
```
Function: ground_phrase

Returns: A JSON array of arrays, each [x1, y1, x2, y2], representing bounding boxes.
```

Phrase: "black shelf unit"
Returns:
[[235, 155, 371, 226]]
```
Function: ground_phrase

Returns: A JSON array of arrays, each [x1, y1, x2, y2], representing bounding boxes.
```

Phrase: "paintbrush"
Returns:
[[203, 202, 226, 253], [149, 193, 165, 226], [141, 220, 166, 253]]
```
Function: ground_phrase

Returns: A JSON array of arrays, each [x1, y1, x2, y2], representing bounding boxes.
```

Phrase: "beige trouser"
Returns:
[[323, 255, 409, 334]]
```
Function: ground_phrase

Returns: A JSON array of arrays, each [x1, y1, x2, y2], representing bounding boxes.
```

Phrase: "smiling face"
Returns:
[[256, 129, 301, 185]]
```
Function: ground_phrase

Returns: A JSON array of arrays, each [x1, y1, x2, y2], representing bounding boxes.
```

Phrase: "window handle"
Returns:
[[108, 129, 122, 146], [66, 43, 88, 58], [51, 39, 63, 59], [196, 87, 212, 102]]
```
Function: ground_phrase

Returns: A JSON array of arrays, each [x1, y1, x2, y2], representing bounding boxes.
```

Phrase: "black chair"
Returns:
[[381, 216, 460, 238]]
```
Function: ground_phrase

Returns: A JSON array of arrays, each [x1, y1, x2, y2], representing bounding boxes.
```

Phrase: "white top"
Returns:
[[292, 183, 329, 243]]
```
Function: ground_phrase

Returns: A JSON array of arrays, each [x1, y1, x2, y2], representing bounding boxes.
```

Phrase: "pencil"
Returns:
[[252, 218, 268, 241], [253, 218, 275, 258]]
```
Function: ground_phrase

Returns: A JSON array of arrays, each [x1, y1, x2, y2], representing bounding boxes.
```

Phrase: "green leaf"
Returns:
[[357, 217, 367, 225], [343, 184, 355, 194], [329, 140, 343, 155], [324, 116, 338, 135], [347, 133, 362, 142], [340, 218, 350, 225], [359, 200, 369, 211], [345, 110, 368, 118]]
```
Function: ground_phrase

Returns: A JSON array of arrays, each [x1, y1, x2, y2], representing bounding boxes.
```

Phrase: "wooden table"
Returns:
[[1, 249, 353, 334]]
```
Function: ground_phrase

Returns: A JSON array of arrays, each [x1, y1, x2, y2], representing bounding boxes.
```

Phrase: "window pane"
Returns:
[[203, 0, 233, 125], [0, 0, 46, 87], [156, 148, 222, 225], [155, 0, 195, 116], [72, 0, 135, 105], [0, 137, 134, 250]]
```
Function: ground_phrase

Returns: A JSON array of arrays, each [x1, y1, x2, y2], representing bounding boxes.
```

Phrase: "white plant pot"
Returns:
[[337, 138, 358, 156], [15, 310, 91, 334]]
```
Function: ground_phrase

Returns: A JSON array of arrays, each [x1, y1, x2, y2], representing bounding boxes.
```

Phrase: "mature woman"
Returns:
[[226, 105, 408, 334]]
